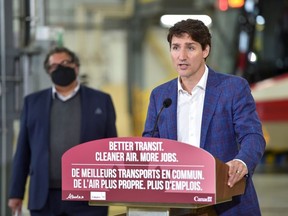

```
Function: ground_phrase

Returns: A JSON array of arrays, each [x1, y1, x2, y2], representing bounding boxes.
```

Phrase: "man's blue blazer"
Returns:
[[9, 85, 117, 210], [143, 68, 266, 215]]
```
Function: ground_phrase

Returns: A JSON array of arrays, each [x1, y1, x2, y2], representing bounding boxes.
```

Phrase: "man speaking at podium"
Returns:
[[143, 19, 265, 215], [8, 47, 117, 216]]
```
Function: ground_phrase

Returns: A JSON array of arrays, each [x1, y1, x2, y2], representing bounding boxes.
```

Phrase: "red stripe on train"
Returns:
[[256, 99, 288, 121]]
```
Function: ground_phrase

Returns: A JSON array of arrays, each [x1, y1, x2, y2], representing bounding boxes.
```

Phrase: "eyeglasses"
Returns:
[[47, 59, 74, 72]]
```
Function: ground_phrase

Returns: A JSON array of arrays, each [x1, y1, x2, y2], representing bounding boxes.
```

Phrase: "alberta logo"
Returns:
[[66, 193, 84, 199]]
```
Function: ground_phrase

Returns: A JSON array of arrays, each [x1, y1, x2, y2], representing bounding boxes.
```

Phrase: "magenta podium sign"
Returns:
[[62, 137, 216, 205]]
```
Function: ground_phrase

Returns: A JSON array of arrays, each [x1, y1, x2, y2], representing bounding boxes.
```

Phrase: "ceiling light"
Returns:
[[160, 15, 212, 28]]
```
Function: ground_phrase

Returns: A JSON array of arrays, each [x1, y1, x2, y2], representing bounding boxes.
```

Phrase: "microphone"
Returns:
[[151, 98, 172, 137]]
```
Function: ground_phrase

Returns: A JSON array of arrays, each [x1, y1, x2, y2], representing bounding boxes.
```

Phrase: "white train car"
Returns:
[[251, 73, 288, 153]]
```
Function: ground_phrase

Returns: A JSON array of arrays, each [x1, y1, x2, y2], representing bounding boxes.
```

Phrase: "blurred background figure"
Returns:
[[7, 46, 117, 216]]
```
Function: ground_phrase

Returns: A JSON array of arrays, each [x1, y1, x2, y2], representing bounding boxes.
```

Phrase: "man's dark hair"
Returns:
[[167, 19, 212, 51], [43, 46, 80, 71]]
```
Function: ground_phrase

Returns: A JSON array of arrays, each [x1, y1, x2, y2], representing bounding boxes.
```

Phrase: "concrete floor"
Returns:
[[253, 174, 288, 216]]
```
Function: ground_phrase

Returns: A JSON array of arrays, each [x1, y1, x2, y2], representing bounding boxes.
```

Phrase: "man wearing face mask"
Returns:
[[8, 46, 117, 216]]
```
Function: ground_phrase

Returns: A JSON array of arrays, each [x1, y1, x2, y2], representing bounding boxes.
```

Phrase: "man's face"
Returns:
[[47, 52, 78, 74], [170, 33, 209, 80]]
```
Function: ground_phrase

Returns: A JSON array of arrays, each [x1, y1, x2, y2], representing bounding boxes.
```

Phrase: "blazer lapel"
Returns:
[[42, 89, 53, 145], [79, 86, 87, 142], [200, 69, 221, 148], [165, 79, 178, 140]]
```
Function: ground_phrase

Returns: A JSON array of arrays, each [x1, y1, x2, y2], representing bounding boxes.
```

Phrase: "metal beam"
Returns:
[[0, 0, 21, 215]]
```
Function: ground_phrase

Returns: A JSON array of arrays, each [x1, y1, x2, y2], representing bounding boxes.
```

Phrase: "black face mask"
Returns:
[[51, 65, 76, 86]]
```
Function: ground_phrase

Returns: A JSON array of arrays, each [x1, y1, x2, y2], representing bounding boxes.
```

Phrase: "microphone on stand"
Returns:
[[151, 98, 172, 137]]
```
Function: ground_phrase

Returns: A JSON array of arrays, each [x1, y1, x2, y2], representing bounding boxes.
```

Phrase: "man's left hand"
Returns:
[[226, 159, 248, 187]]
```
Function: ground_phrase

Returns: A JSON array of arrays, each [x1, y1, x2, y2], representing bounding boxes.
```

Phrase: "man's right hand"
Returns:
[[8, 198, 23, 215]]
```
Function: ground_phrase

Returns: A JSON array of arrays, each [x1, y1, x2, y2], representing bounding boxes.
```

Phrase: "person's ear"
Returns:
[[203, 45, 210, 59]]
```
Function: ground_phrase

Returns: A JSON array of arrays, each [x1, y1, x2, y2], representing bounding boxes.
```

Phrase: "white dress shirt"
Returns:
[[52, 83, 80, 102], [177, 65, 208, 147]]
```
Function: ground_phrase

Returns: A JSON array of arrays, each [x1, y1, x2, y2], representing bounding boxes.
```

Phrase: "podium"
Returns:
[[62, 137, 245, 216]]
